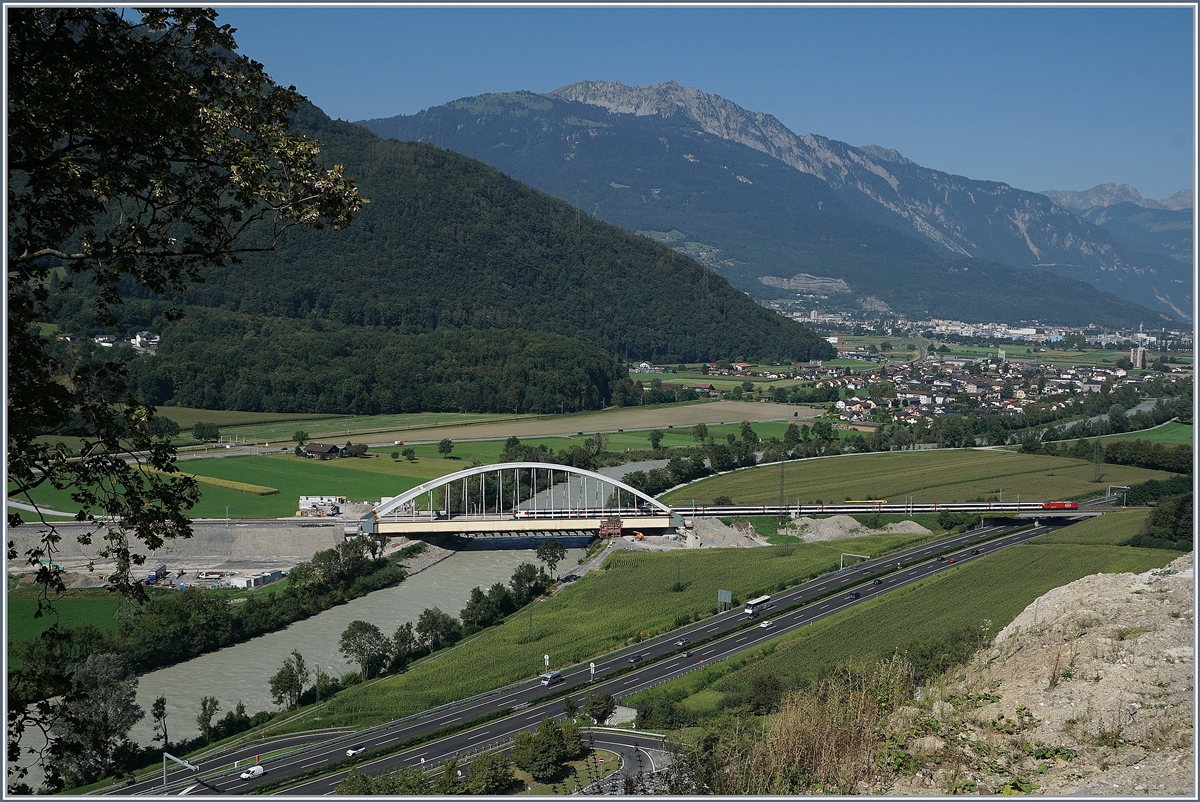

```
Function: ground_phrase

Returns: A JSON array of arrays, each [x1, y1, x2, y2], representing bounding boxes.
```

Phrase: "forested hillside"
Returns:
[[43, 104, 834, 414], [165, 105, 830, 364]]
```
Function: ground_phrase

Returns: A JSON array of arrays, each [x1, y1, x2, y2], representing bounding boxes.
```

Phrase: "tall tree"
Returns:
[[196, 697, 220, 743], [150, 695, 169, 751], [6, 8, 362, 783], [268, 650, 310, 710], [583, 693, 616, 726], [415, 607, 461, 652], [46, 653, 144, 788], [338, 620, 390, 680], [465, 751, 514, 795], [535, 538, 568, 579]]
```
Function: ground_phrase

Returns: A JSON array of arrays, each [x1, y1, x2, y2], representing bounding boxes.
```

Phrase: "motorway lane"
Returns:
[[110, 731, 350, 795], [173, 520, 1054, 794]]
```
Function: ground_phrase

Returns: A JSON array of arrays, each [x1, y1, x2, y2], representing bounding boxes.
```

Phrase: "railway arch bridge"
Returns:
[[359, 462, 681, 537]]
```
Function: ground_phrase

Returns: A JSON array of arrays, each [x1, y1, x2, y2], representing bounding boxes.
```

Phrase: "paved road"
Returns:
[[134, 519, 1057, 795]]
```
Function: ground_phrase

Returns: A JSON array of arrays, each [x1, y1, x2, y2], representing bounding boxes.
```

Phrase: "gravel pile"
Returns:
[[786, 514, 931, 542]]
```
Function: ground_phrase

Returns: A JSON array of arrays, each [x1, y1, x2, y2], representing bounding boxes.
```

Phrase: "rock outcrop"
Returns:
[[879, 553, 1194, 796]]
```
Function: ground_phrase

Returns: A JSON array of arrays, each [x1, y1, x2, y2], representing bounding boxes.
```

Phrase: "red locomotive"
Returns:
[[1041, 501, 1079, 510]]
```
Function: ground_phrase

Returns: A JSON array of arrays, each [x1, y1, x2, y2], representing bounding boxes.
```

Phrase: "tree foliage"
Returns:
[[1128, 493, 1193, 551], [46, 653, 144, 788], [535, 538, 567, 579], [584, 693, 616, 725], [6, 8, 362, 784], [339, 620, 391, 680], [268, 650, 310, 710]]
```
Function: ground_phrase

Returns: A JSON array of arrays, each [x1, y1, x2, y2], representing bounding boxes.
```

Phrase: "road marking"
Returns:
[[466, 730, 492, 741]]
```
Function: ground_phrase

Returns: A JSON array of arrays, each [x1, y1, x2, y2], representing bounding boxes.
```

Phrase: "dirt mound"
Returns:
[[692, 517, 770, 548], [787, 515, 930, 542]]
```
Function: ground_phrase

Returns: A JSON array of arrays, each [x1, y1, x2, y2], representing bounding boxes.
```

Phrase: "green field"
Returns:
[[6, 594, 122, 644], [288, 530, 939, 729], [1097, 421, 1194, 446], [12, 418, 826, 520], [932, 345, 1139, 368], [9, 452, 462, 519], [158, 407, 516, 444], [632, 512, 1179, 704], [12, 437, 1173, 521], [1033, 508, 1150, 546], [660, 449, 1176, 506]]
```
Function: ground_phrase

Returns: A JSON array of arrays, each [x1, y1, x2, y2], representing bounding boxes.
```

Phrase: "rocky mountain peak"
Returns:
[[1160, 188, 1193, 211], [1039, 183, 1167, 213], [856, 144, 914, 166]]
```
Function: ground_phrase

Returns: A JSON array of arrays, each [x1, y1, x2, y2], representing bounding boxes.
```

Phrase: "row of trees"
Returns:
[[330, 556, 560, 682], [10, 540, 412, 691], [1127, 493, 1193, 551]]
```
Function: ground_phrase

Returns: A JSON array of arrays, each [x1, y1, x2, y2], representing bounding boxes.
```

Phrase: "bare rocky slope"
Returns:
[[877, 552, 1194, 796]]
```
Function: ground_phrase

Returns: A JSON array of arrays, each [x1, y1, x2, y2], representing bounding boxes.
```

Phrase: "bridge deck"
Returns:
[[374, 515, 676, 536]]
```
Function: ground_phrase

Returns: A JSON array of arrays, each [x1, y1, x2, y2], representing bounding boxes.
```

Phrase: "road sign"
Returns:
[[590, 661, 595, 680], [544, 653, 550, 668]]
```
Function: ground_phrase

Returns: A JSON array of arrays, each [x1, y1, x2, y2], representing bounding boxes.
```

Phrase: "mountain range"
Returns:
[[359, 80, 1190, 323], [1039, 183, 1192, 214], [1037, 184, 1192, 270]]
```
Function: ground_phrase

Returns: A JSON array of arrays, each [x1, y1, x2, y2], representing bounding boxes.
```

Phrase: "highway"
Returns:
[[125, 518, 1060, 795]]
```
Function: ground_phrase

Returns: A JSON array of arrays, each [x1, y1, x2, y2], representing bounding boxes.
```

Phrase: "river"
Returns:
[[128, 543, 585, 746]]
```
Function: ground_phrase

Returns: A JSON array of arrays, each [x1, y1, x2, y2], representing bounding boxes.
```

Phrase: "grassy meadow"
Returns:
[[11, 418, 821, 519], [14, 433, 1176, 521], [286, 530, 939, 729], [660, 449, 1176, 506], [1095, 421, 1193, 446], [6, 597, 123, 644], [156, 407, 516, 445]]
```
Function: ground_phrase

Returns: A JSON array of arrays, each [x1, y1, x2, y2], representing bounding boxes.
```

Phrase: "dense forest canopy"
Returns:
[[68, 104, 833, 366]]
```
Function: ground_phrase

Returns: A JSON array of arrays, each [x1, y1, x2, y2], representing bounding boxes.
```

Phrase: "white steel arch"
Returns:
[[366, 461, 670, 522]]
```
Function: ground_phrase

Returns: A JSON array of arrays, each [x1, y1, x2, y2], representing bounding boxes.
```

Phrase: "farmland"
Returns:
[[13, 431, 1175, 522], [164, 400, 808, 449], [660, 449, 1176, 506], [162, 408, 514, 445], [285, 530, 938, 729], [6, 584, 122, 646], [1095, 421, 1193, 446], [11, 413, 822, 520]]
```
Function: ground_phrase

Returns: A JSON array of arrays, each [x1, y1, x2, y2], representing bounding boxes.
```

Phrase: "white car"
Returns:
[[346, 745, 366, 756], [759, 620, 774, 628], [240, 765, 264, 780]]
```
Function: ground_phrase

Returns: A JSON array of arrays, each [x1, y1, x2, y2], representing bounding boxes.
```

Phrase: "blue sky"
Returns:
[[217, 4, 1195, 200]]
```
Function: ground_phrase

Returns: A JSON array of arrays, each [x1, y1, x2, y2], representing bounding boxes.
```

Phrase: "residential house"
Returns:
[[302, 443, 342, 460]]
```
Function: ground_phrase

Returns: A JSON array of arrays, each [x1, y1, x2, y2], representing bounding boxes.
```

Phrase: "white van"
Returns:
[[239, 765, 264, 780], [539, 670, 563, 686]]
